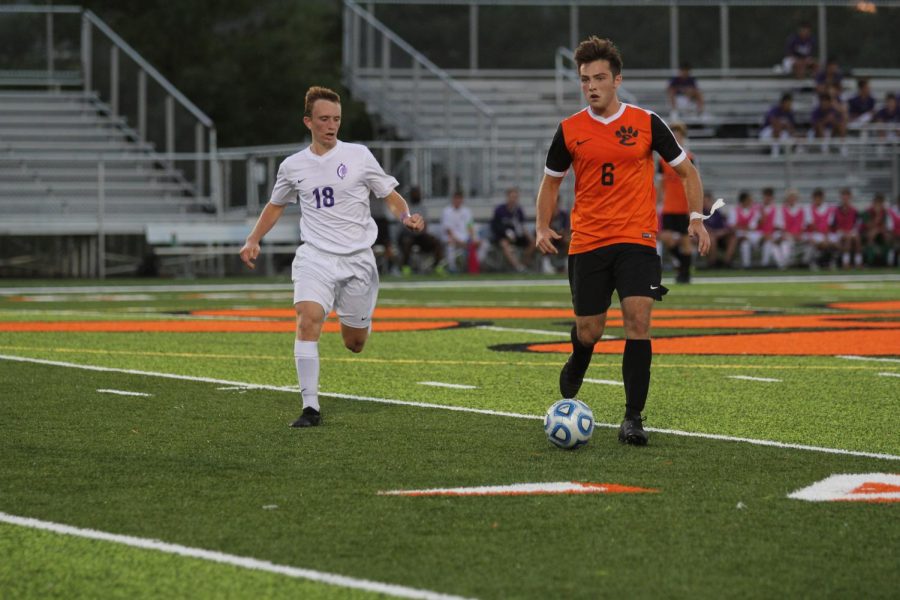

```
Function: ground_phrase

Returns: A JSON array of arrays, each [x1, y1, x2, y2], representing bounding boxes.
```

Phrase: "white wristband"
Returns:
[[690, 198, 725, 221]]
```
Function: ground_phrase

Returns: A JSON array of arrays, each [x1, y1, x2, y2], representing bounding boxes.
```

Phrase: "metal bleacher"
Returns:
[[0, 89, 199, 234], [342, 0, 900, 218]]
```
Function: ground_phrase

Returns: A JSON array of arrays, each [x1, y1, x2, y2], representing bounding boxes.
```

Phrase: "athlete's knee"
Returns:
[[576, 322, 604, 345], [344, 337, 366, 353]]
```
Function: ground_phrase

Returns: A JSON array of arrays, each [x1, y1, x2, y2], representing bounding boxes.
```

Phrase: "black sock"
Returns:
[[679, 251, 692, 279], [569, 324, 594, 376], [622, 339, 652, 419]]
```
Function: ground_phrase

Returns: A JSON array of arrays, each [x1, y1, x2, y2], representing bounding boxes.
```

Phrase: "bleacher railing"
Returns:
[[0, 6, 220, 212], [342, 0, 497, 143]]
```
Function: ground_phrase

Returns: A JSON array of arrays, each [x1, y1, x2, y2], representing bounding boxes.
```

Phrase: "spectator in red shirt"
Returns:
[[833, 188, 861, 268]]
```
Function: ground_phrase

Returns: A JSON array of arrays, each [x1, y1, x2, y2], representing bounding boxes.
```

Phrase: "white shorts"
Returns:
[[807, 232, 839, 245], [291, 243, 379, 329]]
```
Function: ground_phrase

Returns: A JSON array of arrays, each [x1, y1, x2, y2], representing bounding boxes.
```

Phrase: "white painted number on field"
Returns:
[[788, 473, 900, 503]]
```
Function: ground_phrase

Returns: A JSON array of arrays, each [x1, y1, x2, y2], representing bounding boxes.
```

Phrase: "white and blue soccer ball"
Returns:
[[544, 399, 594, 450]]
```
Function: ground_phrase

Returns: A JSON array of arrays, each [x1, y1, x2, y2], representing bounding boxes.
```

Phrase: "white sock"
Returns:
[[294, 340, 320, 411]]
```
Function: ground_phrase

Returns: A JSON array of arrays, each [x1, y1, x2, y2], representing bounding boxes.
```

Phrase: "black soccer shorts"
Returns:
[[567, 243, 668, 316]]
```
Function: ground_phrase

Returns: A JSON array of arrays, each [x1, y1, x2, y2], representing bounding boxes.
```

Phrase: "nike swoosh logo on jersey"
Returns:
[[575, 139, 591, 146]]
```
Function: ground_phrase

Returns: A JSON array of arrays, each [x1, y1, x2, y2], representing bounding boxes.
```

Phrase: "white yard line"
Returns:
[[96, 389, 152, 397], [583, 378, 624, 386], [417, 382, 478, 390], [726, 376, 782, 383], [0, 512, 471, 600], [836, 355, 900, 364], [1, 353, 898, 462], [877, 372, 900, 378]]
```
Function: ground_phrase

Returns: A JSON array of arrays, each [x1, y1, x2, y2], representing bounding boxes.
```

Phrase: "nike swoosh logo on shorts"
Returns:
[[650, 285, 659, 290]]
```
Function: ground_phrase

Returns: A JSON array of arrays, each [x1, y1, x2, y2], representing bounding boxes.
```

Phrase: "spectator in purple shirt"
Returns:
[[874, 93, 899, 123], [873, 93, 900, 140], [667, 62, 705, 118], [760, 93, 798, 155], [783, 23, 818, 78], [490, 187, 534, 272], [815, 58, 843, 96], [811, 93, 847, 143], [847, 78, 877, 124]]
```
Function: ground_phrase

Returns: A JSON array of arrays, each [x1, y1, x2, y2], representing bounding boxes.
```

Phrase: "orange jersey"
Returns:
[[545, 104, 685, 254], [660, 151, 695, 215]]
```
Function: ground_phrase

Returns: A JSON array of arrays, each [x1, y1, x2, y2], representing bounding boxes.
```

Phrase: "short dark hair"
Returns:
[[304, 86, 340, 118], [780, 92, 793, 103], [738, 191, 751, 202], [763, 187, 775, 196], [857, 78, 870, 90], [812, 188, 824, 198], [574, 36, 623, 77]]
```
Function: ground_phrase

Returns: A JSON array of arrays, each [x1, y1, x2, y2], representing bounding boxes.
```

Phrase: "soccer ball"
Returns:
[[544, 399, 594, 449]]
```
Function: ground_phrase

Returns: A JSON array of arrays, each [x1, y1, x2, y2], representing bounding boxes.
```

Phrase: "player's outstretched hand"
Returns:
[[535, 226, 561, 255], [239, 240, 261, 269], [403, 213, 425, 232], [688, 220, 711, 256]]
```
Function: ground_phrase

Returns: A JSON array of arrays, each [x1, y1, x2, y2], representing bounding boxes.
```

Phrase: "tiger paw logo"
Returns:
[[615, 126, 638, 146]]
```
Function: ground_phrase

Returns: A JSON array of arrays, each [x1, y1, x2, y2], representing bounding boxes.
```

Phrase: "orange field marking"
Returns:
[[827, 300, 900, 312], [526, 328, 900, 356], [192, 307, 753, 320], [0, 320, 460, 333]]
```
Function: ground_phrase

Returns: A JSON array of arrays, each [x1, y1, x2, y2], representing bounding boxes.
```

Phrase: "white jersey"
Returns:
[[441, 204, 474, 243], [269, 141, 398, 255]]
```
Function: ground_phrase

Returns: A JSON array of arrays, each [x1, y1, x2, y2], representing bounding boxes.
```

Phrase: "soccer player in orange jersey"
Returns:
[[535, 37, 710, 446]]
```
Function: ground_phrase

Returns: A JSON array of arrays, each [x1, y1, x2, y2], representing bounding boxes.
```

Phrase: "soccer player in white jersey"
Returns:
[[239, 86, 424, 427]]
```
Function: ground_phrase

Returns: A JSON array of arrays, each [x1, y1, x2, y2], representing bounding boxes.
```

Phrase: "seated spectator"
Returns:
[[814, 57, 843, 96], [776, 189, 807, 269], [440, 190, 479, 273], [810, 93, 847, 144], [782, 23, 818, 78], [760, 93, 798, 156], [491, 187, 534, 272], [860, 192, 891, 266], [372, 209, 399, 276], [658, 122, 696, 282], [804, 188, 838, 268], [847, 78, 877, 125], [398, 186, 444, 275], [667, 62, 705, 119], [888, 193, 900, 266], [733, 191, 760, 268], [756, 187, 783, 268], [701, 192, 735, 268], [833, 189, 861, 268], [873, 93, 900, 141]]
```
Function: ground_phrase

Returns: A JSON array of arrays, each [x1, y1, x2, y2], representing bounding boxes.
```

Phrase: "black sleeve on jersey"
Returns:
[[650, 113, 684, 165], [545, 124, 572, 173]]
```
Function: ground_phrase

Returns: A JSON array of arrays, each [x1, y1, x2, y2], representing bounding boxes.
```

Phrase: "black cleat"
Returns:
[[559, 356, 584, 399], [290, 407, 321, 428], [618, 417, 649, 446]]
